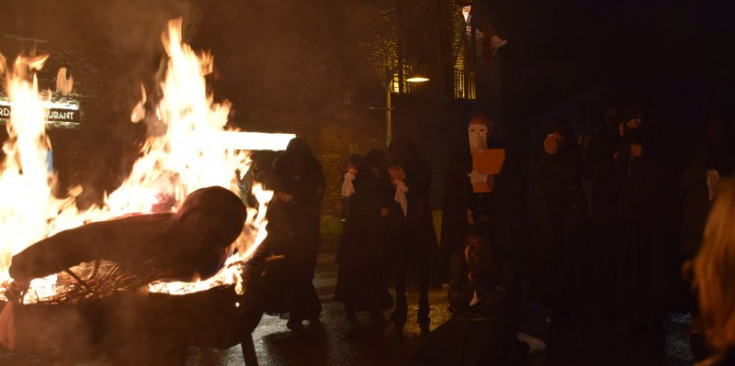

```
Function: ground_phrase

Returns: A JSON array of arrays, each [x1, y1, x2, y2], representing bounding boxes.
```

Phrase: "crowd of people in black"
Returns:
[[336, 136, 438, 329], [251, 102, 735, 365]]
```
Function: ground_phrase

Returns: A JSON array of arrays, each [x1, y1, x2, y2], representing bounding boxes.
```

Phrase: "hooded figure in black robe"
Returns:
[[614, 109, 678, 322], [10, 186, 247, 284], [528, 118, 588, 314], [334, 149, 393, 320], [581, 105, 622, 308], [386, 136, 437, 328], [262, 138, 325, 330]]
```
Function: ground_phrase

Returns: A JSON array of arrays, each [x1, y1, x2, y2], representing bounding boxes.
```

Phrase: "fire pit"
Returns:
[[2, 271, 265, 365], [0, 17, 287, 366]]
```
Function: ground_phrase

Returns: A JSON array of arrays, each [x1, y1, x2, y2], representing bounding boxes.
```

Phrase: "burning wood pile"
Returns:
[[0, 18, 282, 365]]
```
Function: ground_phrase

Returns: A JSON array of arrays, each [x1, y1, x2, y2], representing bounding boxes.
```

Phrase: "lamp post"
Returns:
[[382, 72, 429, 147]]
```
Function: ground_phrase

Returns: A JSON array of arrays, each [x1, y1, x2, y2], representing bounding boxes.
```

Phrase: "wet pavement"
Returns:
[[184, 252, 450, 366], [2, 251, 698, 365], [185, 252, 698, 366], [181, 251, 698, 366]]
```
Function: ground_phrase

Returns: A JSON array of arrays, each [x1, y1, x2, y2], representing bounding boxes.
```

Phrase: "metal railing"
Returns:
[[453, 68, 476, 100]]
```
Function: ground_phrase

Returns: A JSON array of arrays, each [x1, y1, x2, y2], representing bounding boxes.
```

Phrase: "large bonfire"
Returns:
[[0, 19, 274, 303]]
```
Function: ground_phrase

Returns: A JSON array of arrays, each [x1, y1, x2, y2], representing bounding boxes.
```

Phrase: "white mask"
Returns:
[[468, 123, 489, 152]]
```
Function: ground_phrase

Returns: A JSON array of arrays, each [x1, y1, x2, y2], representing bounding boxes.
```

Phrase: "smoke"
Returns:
[[0, 0, 444, 214]]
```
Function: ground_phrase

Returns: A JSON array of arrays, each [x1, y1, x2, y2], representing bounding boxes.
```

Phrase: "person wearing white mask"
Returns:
[[439, 110, 507, 284]]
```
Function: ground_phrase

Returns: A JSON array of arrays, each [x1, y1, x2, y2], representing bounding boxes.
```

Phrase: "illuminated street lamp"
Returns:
[[381, 71, 429, 147], [405, 74, 430, 83]]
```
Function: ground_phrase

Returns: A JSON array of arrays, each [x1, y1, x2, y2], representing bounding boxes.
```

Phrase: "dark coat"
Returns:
[[614, 123, 679, 225], [334, 167, 393, 311], [396, 157, 438, 270], [581, 126, 622, 305], [530, 144, 586, 224], [261, 144, 324, 319], [268, 152, 325, 276], [528, 143, 588, 309], [613, 124, 679, 317], [583, 126, 621, 223]]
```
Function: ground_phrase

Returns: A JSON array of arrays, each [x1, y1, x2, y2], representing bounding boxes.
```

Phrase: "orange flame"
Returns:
[[0, 18, 278, 301]]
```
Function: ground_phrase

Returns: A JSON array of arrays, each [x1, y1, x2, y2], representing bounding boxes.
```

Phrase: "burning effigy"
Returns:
[[0, 18, 280, 365], [10, 186, 246, 285]]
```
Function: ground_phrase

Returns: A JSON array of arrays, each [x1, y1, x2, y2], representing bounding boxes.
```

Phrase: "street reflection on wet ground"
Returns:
[[184, 252, 696, 366], [1, 252, 697, 365], [185, 252, 448, 365]]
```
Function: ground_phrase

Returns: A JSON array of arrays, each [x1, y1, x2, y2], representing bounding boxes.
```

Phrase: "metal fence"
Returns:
[[453, 68, 476, 100]]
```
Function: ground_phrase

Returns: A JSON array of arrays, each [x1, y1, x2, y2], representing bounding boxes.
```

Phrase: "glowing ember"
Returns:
[[0, 18, 279, 302]]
